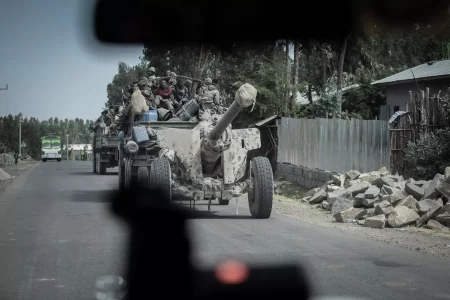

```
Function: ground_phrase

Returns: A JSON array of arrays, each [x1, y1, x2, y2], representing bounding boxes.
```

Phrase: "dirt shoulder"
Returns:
[[0, 161, 38, 194], [273, 180, 450, 260]]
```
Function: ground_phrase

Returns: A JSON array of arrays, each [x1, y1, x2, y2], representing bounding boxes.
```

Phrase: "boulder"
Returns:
[[362, 196, 380, 208], [443, 203, 450, 214], [396, 195, 419, 213], [309, 189, 327, 204], [331, 196, 353, 215], [301, 196, 312, 203], [416, 200, 444, 227], [422, 174, 444, 200], [382, 185, 400, 195], [380, 194, 390, 202], [346, 180, 371, 196], [366, 208, 376, 218], [389, 189, 409, 206], [377, 167, 389, 176], [405, 183, 425, 200], [436, 212, 450, 226], [387, 206, 420, 228], [322, 201, 331, 210], [380, 176, 398, 188], [416, 198, 443, 215], [353, 193, 365, 208], [345, 170, 361, 180], [426, 220, 449, 232], [305, 187, 321, 197], [333, 207, 366, 222], [327, 185, 342, 193], [414, 180, 429, 188], [327, 189, 351, 206], [436, 176, 450, 200], [332, 174, 345, 187], [374, 200, 395, 216], [364, 185, 381, 199], [359, 172, 381, 184], [364, 215, 386, 228]]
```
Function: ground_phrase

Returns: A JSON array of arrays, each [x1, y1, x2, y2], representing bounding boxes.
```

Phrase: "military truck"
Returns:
[[92, 125, 119, 174], [118, 82, 273, 219]]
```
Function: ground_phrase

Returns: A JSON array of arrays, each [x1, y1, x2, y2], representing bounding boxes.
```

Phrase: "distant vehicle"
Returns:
[[92, 125, 119, 174], [41, 134, 62, 162]]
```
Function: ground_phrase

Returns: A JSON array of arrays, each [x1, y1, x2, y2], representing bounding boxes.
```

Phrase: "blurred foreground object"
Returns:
[[109, 183, 311, 300]]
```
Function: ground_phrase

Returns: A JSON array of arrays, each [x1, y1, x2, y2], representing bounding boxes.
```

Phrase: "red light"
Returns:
[[215, 259, 249, 285]]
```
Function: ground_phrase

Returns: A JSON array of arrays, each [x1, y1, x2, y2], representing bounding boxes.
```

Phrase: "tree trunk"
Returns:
[[336, 34, 350, 115], [294, 41, 300, 85]]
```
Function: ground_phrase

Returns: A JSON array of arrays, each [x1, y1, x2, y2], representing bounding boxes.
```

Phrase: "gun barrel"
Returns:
[[207, 83, 257, 141]]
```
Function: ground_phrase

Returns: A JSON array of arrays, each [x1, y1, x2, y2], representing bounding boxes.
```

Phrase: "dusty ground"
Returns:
[[273, 180, 450, 260], [0, 160, 37, 194]]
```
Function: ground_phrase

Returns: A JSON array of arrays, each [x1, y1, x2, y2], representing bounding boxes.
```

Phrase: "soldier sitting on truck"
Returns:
[[154, 79, 179, 110], [174, 78, 190, 105]]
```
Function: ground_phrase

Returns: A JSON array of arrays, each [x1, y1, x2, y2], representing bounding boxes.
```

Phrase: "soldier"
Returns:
[[204, 78, 221, 105], [174, 78, 190, 105], [199, 77, 211, 96], [169, 72, 177, 86], [154, 79, 177, 110], [14, 151, 19, 165]]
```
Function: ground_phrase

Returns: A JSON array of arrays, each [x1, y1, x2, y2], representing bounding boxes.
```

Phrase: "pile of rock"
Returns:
[[0, 153, 14, 166], [303, 167, 450, 231]]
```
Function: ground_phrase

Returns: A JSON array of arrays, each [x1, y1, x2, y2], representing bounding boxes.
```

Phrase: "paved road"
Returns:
[[1, 161, 450, 300]]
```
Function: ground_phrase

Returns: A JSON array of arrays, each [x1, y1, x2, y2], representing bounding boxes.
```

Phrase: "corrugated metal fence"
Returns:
[[277, 117, 390, 174]]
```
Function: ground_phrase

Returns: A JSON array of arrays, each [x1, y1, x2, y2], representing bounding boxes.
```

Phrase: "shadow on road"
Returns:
[[179, 207, 253, 219], [71, 190, 113, 203], [67, 171, 119, 176]]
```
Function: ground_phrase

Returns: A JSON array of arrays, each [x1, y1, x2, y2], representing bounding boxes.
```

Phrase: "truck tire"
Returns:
[[42, 159, 47, 162], [57, 158, 61, 162], [149, 157, 172, 201], [99, 162, 107, 175], [248, 156, 273, 219], [93, 152, 97, 173], [118, 152, 125, 191], [137, 166, 149, 186], [124, 158, 132, 189]]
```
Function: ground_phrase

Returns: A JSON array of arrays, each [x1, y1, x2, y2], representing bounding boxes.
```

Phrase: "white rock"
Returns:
[[388, 206, 420, 228], [364, 215, 386, 228]]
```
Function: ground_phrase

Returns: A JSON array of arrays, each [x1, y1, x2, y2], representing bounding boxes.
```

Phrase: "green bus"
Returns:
[[41, 134, 62, 162]]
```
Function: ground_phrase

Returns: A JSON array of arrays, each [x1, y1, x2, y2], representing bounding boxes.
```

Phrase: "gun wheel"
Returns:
[[149, 157, 172, 201], [248, 156, 273, 219]]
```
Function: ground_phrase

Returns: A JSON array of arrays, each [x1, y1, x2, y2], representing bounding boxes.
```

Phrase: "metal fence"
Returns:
[[277, 117, 390, 174]]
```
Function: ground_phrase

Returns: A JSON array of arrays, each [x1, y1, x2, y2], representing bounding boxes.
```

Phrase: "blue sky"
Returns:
[[0, 0, 143, 121]]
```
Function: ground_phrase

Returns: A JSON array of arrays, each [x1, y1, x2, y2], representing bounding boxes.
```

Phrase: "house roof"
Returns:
[[372, 59, 450, 85], [252, 115, 280, 127]]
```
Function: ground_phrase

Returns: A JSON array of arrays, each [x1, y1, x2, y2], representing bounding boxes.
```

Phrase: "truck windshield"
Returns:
[[42, 142, 51, 148], [51, 142, 61, 148]]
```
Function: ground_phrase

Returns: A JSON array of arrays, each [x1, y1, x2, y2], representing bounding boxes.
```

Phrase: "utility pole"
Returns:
[[0, 84, 8, 91], [66, 134, 69, 160], [19, 115, 23, 156]]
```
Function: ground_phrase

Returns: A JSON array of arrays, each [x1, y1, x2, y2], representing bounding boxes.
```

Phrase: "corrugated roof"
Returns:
[[372, 59, 450, 85], [253, 115, 280, 127]]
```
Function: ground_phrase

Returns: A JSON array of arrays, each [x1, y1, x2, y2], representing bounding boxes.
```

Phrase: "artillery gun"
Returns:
[[118, 83, 273, 219]]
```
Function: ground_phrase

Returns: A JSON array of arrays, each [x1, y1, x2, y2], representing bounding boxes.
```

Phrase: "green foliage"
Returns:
[[404, 128, 450, 180], [0, 114, 93, 159]]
